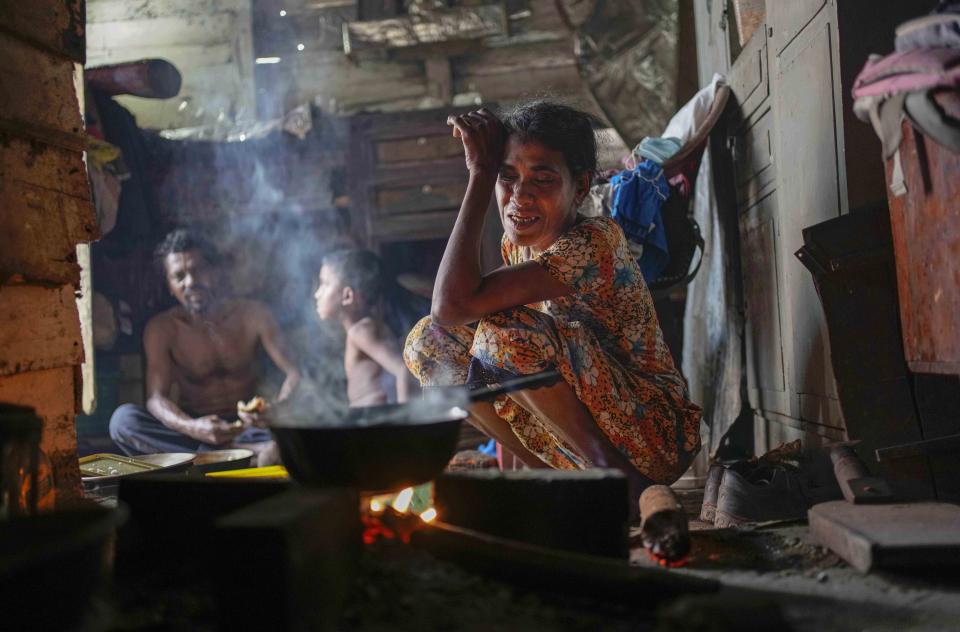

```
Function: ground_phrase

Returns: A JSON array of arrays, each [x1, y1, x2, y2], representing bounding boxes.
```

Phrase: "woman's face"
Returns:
[[496, 136, 589, 253]]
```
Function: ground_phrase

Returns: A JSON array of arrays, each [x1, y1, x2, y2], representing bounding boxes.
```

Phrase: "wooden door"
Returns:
[[771, 5, 845, 430]]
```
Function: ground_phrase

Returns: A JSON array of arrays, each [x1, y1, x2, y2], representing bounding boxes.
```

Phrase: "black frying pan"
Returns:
[[270, 370, 560, 493]]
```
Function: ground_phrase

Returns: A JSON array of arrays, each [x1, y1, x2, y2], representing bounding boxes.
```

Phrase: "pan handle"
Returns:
[[466, 369, 562, 402]]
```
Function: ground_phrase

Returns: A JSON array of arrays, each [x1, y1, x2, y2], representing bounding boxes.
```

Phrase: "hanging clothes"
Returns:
[[609, 159, 671, 283], [634, 137, 683, 165]]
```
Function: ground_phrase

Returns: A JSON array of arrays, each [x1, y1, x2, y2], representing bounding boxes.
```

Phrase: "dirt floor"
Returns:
[[627, 489, 960, 632]]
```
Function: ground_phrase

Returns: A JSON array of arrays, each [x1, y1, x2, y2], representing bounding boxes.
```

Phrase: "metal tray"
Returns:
[[79, 453, 196, 483]]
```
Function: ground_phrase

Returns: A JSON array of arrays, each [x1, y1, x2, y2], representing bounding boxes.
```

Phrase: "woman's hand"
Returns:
[[447, 108, 506, 176]]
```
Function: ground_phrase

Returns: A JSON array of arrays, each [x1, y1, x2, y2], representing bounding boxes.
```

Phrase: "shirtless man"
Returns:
[[314, 249, 417, 406], [109, 229, 300, 455]]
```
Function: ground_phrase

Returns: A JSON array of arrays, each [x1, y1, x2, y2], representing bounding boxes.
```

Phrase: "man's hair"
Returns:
[[501, 100, 599, 186], [154, 229, 221, 271], [322, 249, 384, 302]]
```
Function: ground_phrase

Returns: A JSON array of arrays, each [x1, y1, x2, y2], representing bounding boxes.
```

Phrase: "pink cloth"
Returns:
[[853, 47, 960, 98]]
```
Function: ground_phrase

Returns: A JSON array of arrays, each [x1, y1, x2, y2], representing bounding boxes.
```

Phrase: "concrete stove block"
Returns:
[[214, 488, 361, 632], [434, 468, 629, 559]]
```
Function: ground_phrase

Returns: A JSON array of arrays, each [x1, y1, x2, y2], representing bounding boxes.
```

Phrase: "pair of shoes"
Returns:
[[714, 465, 807, 527], [699, 460, 757, 523], [713, 461, 842, 528]]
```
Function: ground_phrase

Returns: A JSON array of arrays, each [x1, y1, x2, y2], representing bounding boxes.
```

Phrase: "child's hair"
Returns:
[[154, 228, 221, 271], [322, 249, 384, 303], [501, 100, 599, 185]]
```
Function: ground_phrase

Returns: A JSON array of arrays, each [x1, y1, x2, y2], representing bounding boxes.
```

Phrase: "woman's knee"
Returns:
[[473, 307, 562, 372], [403, 315, 472, 386], [403, 315, 442, 369]]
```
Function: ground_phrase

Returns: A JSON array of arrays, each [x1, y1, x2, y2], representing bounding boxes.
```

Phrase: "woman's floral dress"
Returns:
[[404, 216, 702, 483]]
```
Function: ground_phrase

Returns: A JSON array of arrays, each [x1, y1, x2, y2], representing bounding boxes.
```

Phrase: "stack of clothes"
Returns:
[[853, 1, 960, 192]]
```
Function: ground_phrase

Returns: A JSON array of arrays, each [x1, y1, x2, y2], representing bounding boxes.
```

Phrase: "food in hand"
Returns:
[[237, 396, 267, 414]]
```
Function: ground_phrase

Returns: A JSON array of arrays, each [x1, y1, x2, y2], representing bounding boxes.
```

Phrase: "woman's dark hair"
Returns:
[[322, 249, 384, 302], [501, 100, 599, 184], [154, 228, 221, 271]]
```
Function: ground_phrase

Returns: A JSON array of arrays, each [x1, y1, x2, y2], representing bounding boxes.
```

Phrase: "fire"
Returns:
[[361, 485, 438, 545], [645, 549, 690, 568], [390, 487, 414, 513]]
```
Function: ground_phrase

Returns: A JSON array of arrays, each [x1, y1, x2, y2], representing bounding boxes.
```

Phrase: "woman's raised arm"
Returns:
[[431, 109, 572, 326]]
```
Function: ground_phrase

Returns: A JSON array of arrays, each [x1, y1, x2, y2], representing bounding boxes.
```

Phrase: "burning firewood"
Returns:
[[639, 485, 690, 565]]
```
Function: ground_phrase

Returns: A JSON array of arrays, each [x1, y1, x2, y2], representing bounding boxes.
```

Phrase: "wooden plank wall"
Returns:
[[86, 0, 257, 130], [0, 0, 97, 507]]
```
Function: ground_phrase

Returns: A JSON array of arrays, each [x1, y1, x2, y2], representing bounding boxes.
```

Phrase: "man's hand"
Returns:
[[447, 108, 506, 175], [188, 415, 245, 445], [237, 409, 271, 429]]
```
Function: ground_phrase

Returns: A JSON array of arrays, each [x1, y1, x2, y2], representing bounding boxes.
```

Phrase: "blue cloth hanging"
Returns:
[[609, 159, 671, 283]]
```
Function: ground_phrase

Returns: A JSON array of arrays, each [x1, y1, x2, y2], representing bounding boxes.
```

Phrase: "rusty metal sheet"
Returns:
[[0, 0, 85, 63], [885, 122, 960, 375]]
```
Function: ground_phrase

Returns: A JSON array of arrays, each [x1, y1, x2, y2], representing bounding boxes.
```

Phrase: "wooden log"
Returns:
[[434, 468, 630, 559], [85, 59, 182, 98], [0, 284, 83, 377]]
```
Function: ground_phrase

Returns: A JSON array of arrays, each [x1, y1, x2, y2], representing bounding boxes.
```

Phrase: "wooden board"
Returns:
[[0, 0, 85, 62], [0, 33, 86, 144], [344, 5, 506, 54], [886, 122, 960, 375], [0, 284, 84, 377], [809, 501, 960, 572]]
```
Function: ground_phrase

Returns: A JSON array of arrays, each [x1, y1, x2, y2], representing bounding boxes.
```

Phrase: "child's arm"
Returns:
[[348, 320, 419, 403]]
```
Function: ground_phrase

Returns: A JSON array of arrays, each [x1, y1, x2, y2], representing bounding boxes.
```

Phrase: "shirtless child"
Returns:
[[314, 250, 418, 406], [109, 229, 300, 456]]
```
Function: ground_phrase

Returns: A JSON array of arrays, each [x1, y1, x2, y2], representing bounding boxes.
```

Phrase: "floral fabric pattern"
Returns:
[[404, 216, 702, 483]]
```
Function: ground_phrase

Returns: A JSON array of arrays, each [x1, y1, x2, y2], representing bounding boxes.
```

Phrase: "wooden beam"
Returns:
[[344, 5, 506, 55], [87, 0, 240, 23], [86, 14, 241, 50]]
